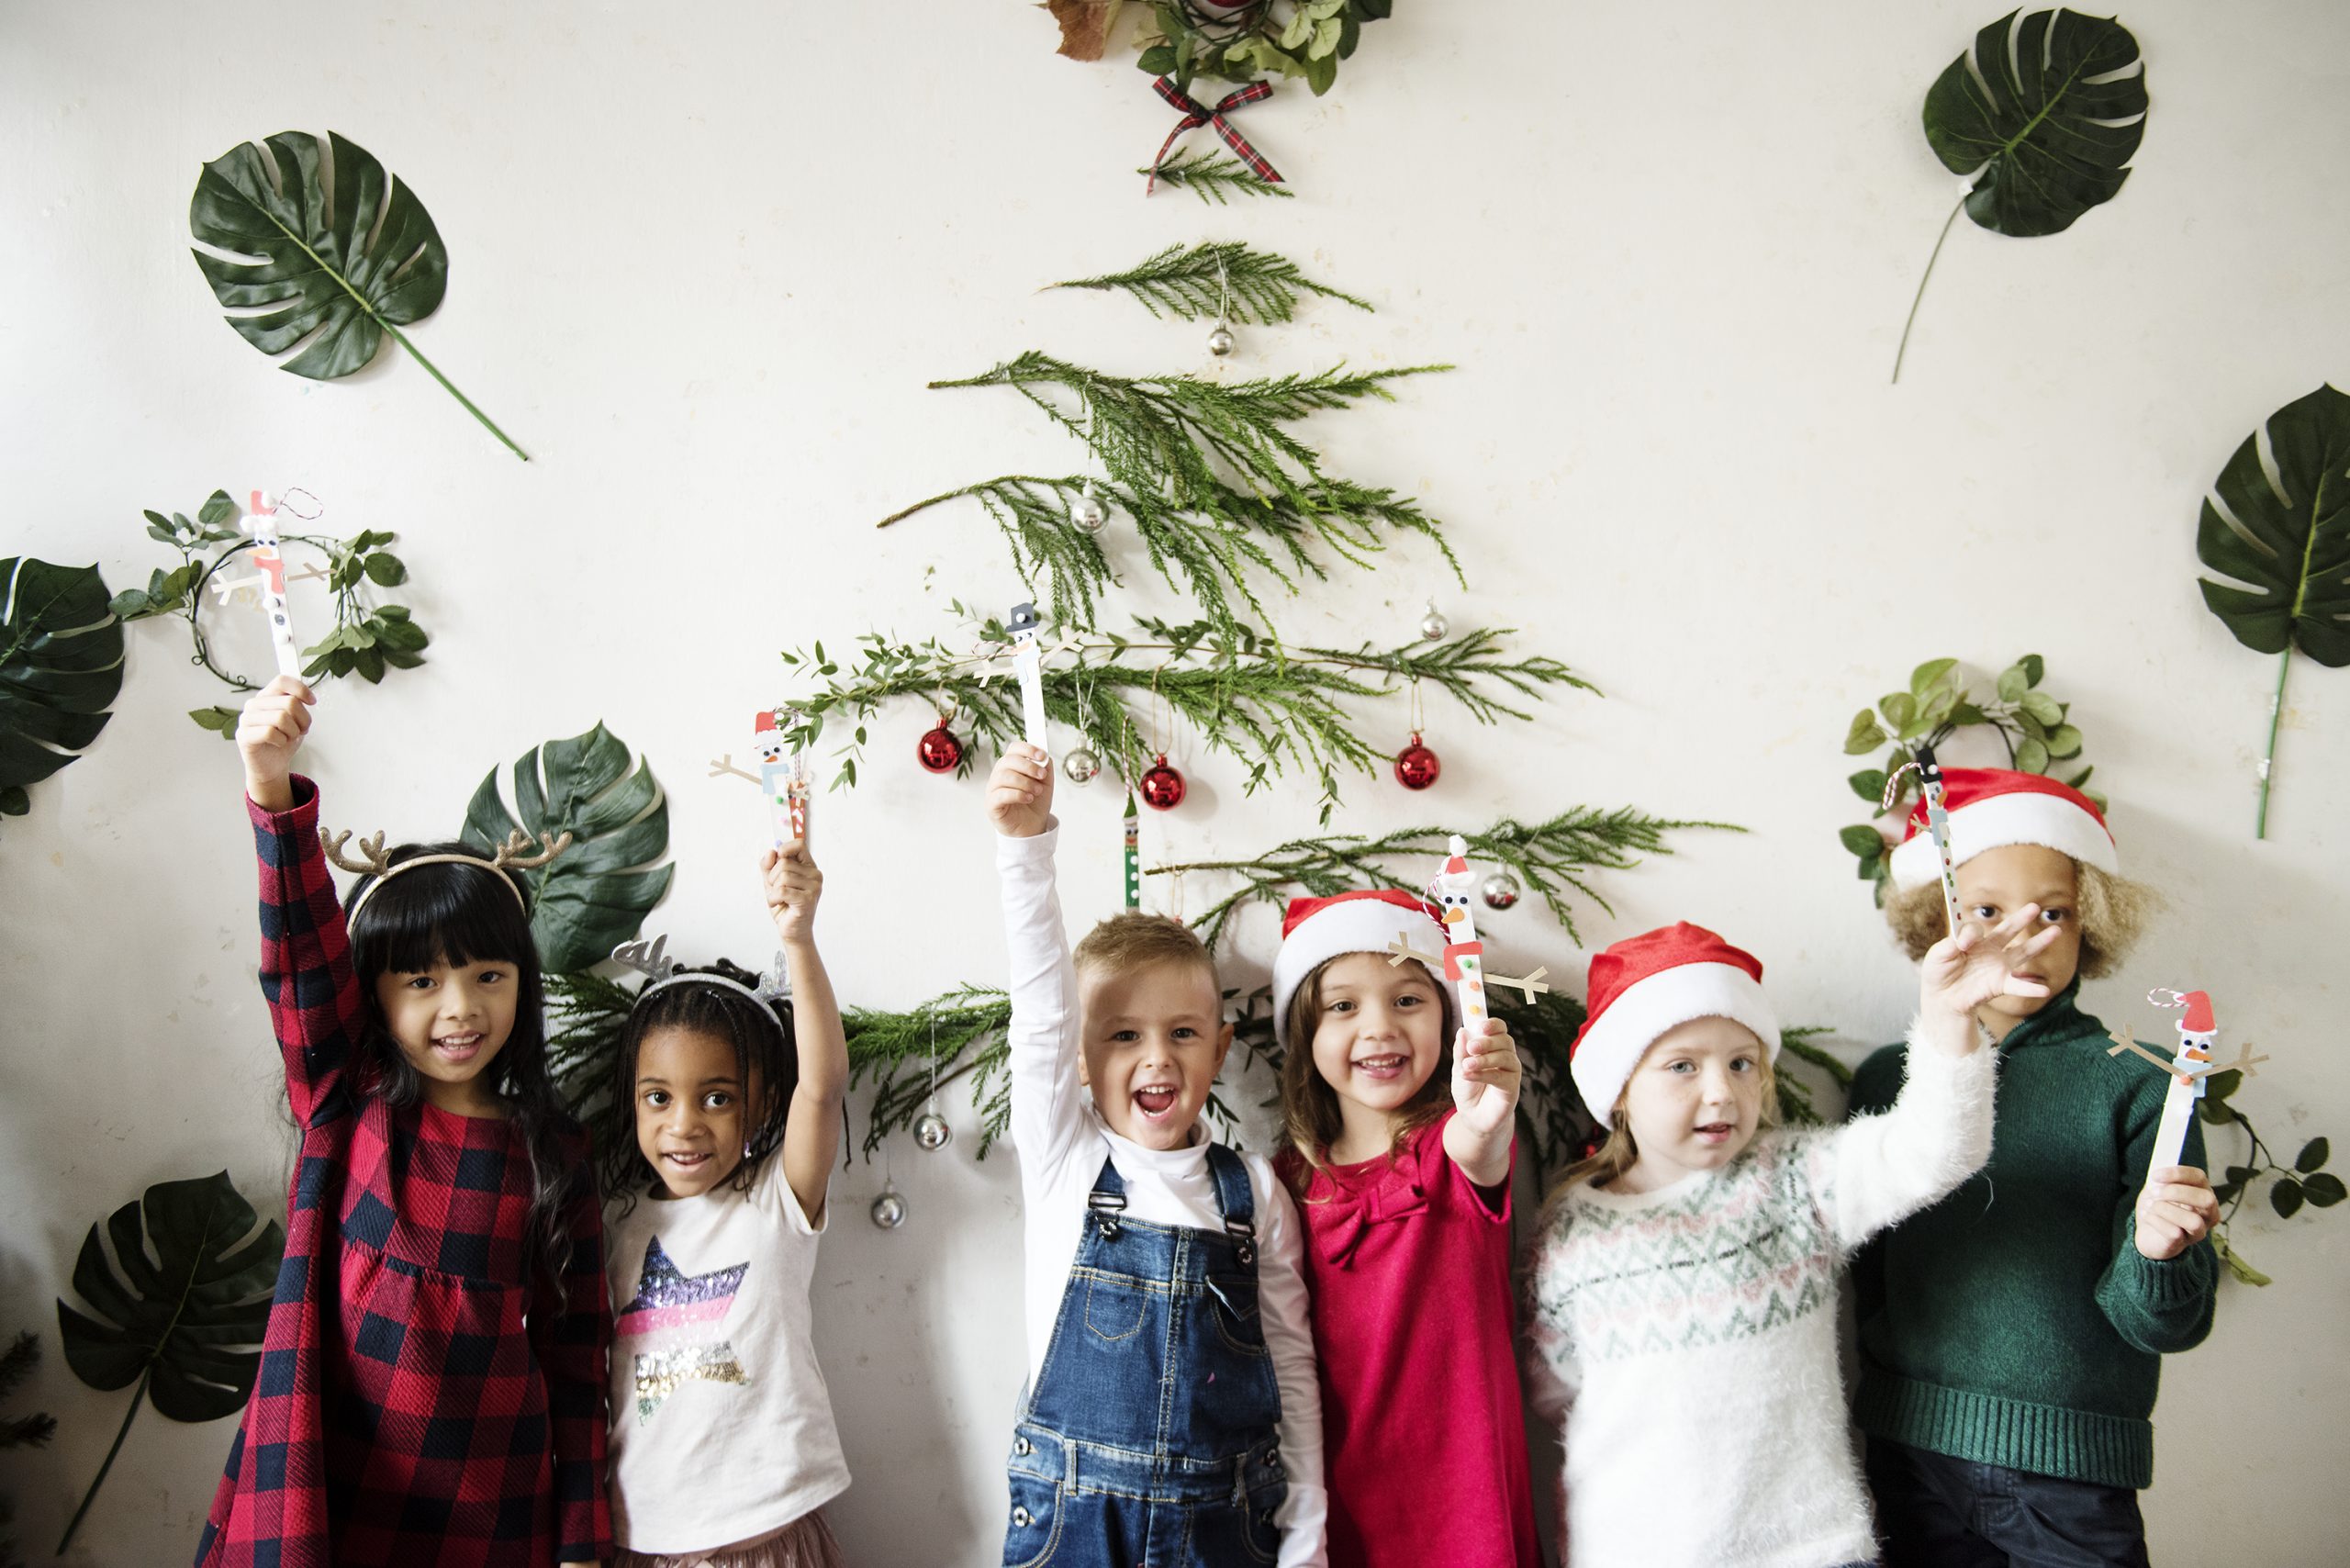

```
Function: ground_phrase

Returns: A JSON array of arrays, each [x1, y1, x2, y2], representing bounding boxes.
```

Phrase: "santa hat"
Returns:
[[1887, 767, 2117, 892], [1271, 890, 1455, 1050], [1571, 923, 1780, 1129]]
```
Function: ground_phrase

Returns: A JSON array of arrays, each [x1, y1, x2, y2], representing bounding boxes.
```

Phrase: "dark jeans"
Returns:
[[1865, 1438, 2152, 1568]]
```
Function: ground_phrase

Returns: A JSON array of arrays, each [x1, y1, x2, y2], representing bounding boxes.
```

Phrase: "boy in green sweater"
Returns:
[[1849, 770, 2220, 1568]]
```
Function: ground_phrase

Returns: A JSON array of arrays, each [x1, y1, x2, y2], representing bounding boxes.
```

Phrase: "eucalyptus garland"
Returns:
[[1138, 0, 1393, 98], [111, 489, 430, 735]]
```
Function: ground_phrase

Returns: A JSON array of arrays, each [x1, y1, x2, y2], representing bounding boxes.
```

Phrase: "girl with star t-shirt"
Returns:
[[596, 840, 854, 1568]]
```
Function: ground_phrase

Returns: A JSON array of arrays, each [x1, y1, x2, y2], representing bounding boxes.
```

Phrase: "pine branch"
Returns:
[[780, 619, 1594, 820], [1494, 988, 1595, 1175], [0, 1332, 54, 1456], [1048, 242, 1371, 324], [1138, 152, 1295, 204], [1774, 1027, 1848, 1126], [926, 352, 1448, 515], [873, 472, 1461, 642], [1145, 806, 1738, 950], [544, 969, 636, 1124], [844, 985, 1238, 1158]]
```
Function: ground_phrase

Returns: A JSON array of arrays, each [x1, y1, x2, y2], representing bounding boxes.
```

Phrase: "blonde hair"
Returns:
[[1072, 911, 1216, 980], [1540, 1037, 1779, 1224], [1279, 955, 1450, 1192], [1884, 859, 2155, 979]]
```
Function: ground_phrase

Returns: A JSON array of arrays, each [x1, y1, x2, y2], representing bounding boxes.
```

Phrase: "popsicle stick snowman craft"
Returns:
[[2107, 989, 2271, 1177], [1385, 836, 1551, 1037], [206, 489, 326, 678], [710, 710, 812, 849]]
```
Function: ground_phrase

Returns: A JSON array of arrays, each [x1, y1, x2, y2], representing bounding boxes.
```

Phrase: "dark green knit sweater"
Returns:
[[1848, 983, 2217, 1490]]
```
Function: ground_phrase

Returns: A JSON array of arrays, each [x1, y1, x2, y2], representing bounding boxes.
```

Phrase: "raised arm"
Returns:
[[766, 840, 847, 1226], [237, 677, 365, 1127], [990, 745, 1090, 1175], [1820, 903, 2060, 1248], [2095, 1070, 2219, 1353]]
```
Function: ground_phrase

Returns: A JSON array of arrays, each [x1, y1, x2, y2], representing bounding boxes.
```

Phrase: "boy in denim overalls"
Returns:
[[987, 743, 1327, 1567]]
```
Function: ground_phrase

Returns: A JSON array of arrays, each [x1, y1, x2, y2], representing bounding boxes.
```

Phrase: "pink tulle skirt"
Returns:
[[613, 1509, 847, 1568]]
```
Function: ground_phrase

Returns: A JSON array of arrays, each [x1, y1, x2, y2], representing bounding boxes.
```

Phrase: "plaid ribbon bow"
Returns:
[[1146, 75, 1284, 195]]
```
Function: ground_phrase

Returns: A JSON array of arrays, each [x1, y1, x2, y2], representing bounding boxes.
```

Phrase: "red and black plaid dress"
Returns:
[[197, 778, 614, 1567]]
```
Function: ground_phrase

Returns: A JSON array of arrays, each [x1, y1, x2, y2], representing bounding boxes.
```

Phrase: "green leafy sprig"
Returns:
[[1835, 655, 2098, 902], [925, 353, 1447, 517], [111, 489, 429, 735], [1774, 1027, 1854, 1126], [2198, 1070, 2341, 1286], [780, 614, 1590, 820], [1049, 242, 1371, 324], [1138, 0, 1393, 98], [877, 472, 1458, 644], [1136, 151, 1295, 203], [1145, 808, 1735, 951]]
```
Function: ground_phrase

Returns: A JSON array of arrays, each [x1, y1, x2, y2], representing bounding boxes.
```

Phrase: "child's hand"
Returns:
[[762, 841, 822, 946], [986, 743, 1053, 838], [2133, 1164, 2221, 1260], [1453, 1017, 1522, 1135], [1919, 903, 2064, 1025], [236, 675, 314, 812]]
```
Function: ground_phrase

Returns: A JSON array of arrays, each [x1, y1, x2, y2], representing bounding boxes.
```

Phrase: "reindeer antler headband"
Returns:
[[611, 935, 791, 1010], [321, 826, 574, 923]]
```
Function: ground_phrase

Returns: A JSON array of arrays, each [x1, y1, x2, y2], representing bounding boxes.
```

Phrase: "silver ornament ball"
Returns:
[[914, 1111, 954, 1152], [1063, 746, 1102, 785], [1481, 870, 1522, 912], [1069, 490, 1109, 534], [1206, 323, 1237, 357], [870, 1189, 908, 1229], [1419, 607, 1449, 642]]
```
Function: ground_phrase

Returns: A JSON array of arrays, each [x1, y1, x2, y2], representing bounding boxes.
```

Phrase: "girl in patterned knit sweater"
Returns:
[[1525, 912, 2063, 1568], [204, 676, 611, 1567]]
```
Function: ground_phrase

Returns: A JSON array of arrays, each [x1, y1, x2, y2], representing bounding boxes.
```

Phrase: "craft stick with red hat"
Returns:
[[2109, 988, 2271, 1177], [1883, 743, 1964, 938], [709, 709, 811, 849], [1384, 836, 1551, 1044], [207, 489, 325, 680]]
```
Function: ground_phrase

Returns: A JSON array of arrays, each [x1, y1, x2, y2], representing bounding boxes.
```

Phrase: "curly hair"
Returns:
[[1884, 859, 2156, 979]]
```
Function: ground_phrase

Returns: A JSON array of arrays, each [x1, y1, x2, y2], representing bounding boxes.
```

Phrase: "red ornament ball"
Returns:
[[1140, 754, 1187, 811], [1393, 733, 1440, 790], [916, 720, 964, 775]]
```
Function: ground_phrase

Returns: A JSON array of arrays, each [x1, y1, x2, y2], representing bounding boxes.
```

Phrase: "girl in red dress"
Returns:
[[198, 676, 611, 1568], [1270, 890, 1540, 1568]]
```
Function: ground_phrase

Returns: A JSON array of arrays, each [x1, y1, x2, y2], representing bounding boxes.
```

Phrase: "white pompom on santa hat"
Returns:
[[1271, 889, 1456, 1049], [1887, 767, 2118, 891], [1571, 922, 1780, 1128]]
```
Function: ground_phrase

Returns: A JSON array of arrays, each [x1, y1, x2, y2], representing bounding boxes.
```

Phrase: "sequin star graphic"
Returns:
[[616, 1236, 750, 1421]]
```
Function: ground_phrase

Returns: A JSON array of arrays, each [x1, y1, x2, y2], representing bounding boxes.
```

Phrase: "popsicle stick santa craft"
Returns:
[[2107, 989, 2270, 1176], [710, 710, 811, 848], [207, 489, 326, 678]]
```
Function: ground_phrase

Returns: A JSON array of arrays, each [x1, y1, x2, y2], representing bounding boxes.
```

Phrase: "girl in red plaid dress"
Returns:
[[199, 677, 613, 1568]]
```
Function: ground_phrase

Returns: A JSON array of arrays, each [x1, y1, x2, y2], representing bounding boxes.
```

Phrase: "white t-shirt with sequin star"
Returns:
[[603, 1152, 850, 1554]]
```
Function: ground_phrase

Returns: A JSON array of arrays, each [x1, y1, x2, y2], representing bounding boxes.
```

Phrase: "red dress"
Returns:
[[196, 779, 613, 1567], [1276, 1112, 1540, 1568]]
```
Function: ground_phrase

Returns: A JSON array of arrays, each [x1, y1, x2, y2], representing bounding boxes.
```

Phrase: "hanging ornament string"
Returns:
[[1141, 665, 1187, 809], [274, 487, 325, 521], [1395, 678, 1440, 790], [914, 1018, 953, 1151], [1206, 250, 1237, 359], [1063, 665, 1102, 783], [1070, 393, 1109, 534], [1145, 77, 1283, 196]]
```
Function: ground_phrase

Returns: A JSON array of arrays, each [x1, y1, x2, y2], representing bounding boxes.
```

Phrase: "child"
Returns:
[[1526, 913, 2059, 1568], [597, 840, 852, 1568], [1268, 890, 1539, 1568], [987, 743, 1326, 1567], [1851, 770, 2219, 1567], [201, 676, 610, 1567]]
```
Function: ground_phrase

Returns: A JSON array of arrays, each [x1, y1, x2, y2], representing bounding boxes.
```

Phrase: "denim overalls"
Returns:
[[1002, 1144, 1289, 1567]]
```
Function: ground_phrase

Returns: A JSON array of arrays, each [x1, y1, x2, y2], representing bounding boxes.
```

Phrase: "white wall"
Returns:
[[4, 2, 2345, 1562]]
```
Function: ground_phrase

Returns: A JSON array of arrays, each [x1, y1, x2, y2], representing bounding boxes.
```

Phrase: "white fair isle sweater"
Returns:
[[1000, 823, 1328, 1568], [1526, 1034, 1996, 1568]]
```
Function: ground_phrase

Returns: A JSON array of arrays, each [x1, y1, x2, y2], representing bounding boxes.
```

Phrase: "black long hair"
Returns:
[[598, 959, 799, 1218], [342, 841, 586, 1291]]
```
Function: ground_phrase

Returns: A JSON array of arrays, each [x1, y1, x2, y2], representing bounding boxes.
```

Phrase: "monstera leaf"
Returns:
[[53, 1171, 282, 1552], [189, 130, 526, 459], [2195, 385, 2350, 837], [0, 558, 124, 825], [464, 723, 675, 974], [1894, 9, 2146, 379]]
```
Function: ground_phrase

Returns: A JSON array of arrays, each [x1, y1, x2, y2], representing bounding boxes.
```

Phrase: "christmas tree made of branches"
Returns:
[[760, 240, 1802, 1171]]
